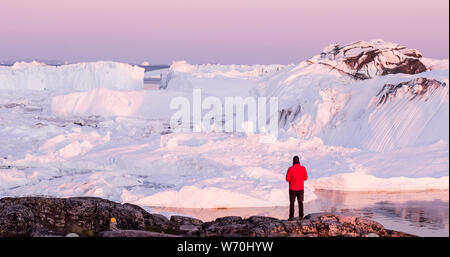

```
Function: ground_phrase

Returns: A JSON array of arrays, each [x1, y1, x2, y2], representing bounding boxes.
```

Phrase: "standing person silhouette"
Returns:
[[286, 156, 308, 220]]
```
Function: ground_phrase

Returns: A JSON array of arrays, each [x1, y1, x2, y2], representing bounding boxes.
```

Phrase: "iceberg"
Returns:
[[0, 61, 144, 91]]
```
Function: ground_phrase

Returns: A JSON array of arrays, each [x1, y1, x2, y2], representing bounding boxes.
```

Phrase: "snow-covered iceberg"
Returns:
[[0, 61, 144, 91], [262, 40, 448, 152]]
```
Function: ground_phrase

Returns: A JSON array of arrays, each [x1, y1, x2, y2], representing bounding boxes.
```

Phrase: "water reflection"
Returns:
[[149, 190, 449, 237]]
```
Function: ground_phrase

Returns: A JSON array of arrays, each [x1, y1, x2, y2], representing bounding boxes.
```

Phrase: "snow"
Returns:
[[11, 61, 47, 69], [51, 88, 191, 119], [311, 173, 449, 192], [169, 61, 285, 79], [263, 62, 449, 152], [0, 41, 448, 209], [310, 140, 449, 191], [0, 61, 144, 91]]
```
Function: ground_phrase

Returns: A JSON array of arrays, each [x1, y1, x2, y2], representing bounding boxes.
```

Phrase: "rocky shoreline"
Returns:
[[0, 197, 415, 237]]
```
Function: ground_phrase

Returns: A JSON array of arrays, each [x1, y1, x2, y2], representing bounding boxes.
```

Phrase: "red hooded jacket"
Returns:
[[286, 163, 308, 190]]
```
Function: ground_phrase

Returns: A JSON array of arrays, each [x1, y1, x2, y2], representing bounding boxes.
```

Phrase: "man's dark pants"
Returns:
[[289, 189, 304, 219]]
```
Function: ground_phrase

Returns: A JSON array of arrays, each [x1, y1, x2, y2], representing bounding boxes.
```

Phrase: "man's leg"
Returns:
[[289, 190, 295, 220], [298, 190, 304, 218], [298, 201, 304, 219]]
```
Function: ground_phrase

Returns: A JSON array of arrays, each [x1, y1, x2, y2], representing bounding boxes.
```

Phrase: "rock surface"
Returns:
[[376, 77, 447, 106], [310, 39, 428, 79], [198, 213, 413, 237], [0, 196, 169, 237], [100, 230, 179, 237], [0, 197, 415, 237]]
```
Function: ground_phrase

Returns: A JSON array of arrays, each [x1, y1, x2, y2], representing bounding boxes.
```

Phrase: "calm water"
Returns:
[[149, 190, 449, 237]]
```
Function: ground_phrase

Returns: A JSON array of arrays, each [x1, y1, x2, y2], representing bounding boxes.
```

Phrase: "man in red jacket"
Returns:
[[286, 156, 308, 220]]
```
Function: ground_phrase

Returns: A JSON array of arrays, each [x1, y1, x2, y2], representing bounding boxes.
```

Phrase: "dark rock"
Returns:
[[248, 216, 279, 224], [0, 196, 169, 237], [170, 215, 203, 226], [146, 213, 170, 232], [0, 197, 416, 237], [0, 203, 36, 237], [201, 220, 252, 237], [376, 77, 446, 106], [31, 229, 65, 237], [214, 216, 243, 224], [304, 213, 387, 237], [100, 230, 179, 237], [168, 215, 203, 235], [199, 212, 416, 237]]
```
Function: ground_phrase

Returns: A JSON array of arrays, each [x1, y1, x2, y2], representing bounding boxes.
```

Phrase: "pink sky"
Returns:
[[0, 0, 448, 64]]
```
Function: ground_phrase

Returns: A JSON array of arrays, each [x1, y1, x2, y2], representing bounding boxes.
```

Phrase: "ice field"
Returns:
[[0, 40, 448, 208]]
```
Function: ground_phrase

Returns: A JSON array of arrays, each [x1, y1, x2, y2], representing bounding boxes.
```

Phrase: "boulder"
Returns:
[[0, 197, 169, 237], [168, 215, 203, 235]]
